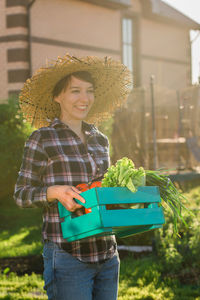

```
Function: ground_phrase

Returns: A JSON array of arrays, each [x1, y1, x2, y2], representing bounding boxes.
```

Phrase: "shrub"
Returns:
[[154, 187, 200, 285], [0, 98, 32, 199]]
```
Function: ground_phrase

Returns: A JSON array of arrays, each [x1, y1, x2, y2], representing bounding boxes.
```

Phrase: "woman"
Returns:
[[14, 54, 132, 300]]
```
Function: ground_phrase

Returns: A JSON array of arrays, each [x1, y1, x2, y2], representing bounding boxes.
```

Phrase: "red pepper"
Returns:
[[89, 181, 102, 189], [83, 182, 101, 214], [76, 181, 101, 215], [76, 183, 91, 214], [76, 183, 89, 192]]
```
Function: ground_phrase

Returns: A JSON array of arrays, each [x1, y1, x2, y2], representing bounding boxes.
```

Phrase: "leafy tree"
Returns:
[[0, 98, 32, 199]]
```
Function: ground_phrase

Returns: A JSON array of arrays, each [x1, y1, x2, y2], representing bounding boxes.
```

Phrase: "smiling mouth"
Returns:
[[76, 106, 88, 111]]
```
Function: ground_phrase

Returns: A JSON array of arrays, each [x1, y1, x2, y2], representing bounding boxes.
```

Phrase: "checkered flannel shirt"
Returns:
[[14, 118, 116, 263]]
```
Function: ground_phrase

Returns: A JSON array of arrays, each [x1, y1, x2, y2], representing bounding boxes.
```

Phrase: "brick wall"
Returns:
[[0, 0, 195, 102], [0, 0, 122, 101], [0, 0, 29, 99]]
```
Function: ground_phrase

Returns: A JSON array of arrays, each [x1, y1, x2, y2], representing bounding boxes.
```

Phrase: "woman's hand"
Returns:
[[47, 185, 85, 212]]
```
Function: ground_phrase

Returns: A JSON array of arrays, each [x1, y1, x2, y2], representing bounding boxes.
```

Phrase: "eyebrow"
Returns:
[[70, 85, 94, 89]]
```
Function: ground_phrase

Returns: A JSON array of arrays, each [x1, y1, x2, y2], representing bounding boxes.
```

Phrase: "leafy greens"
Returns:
[[102, 157, 191, 234]]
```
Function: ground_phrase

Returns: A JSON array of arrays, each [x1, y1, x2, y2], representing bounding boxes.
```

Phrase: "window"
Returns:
[[122, 18, 133, 74]]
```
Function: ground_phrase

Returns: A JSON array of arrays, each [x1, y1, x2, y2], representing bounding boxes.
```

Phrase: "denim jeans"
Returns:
[[43, 241, 120, 300]]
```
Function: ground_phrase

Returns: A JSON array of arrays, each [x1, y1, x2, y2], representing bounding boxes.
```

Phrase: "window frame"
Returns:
[[121, 14, 141, 87]]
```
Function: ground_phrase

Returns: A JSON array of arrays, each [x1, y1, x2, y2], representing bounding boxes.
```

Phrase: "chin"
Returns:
[[73, 115, 87, 121], [76, 112, 89, 120]]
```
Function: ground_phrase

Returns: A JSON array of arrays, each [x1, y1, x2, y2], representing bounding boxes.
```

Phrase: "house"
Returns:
[[0, 0, 199, 100]]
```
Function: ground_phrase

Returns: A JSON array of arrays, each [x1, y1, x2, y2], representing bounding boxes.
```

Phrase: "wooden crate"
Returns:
[[58, 187, 165, 242]]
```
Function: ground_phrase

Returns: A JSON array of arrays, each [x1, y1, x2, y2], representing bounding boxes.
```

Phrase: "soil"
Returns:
[[0, 255, 43, 275]]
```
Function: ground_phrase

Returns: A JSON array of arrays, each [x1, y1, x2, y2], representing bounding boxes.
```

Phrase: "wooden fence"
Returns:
[[111, 85, 200, 172]]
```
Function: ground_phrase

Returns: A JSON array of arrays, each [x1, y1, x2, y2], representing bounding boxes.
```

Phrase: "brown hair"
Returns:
[[52, 71, 95, 98]]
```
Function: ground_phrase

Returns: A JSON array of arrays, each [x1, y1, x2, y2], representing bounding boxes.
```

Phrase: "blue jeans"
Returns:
[[43, 241, 120, 300]]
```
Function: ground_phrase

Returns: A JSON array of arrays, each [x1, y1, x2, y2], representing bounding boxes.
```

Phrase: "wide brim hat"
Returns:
[[19, 53, 133, 128]]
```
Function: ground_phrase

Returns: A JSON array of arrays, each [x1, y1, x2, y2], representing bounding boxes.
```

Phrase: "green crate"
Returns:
[[58, 186, 165, 242]]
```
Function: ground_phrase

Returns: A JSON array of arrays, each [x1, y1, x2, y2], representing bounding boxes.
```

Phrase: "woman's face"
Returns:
[[54, 75, 94, 122]]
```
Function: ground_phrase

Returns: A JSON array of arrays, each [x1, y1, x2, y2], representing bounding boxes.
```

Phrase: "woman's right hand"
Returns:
[[47, 185, 85, 212]]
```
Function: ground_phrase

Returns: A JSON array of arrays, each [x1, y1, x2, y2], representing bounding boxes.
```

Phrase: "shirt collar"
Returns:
[[50, 118, 64, 128]]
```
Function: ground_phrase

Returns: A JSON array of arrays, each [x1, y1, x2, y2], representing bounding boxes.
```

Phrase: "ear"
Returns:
[[54, 94, 62, 104]]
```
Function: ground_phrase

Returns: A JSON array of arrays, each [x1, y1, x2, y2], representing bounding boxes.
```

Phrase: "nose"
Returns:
[[79, 91, 90, 102]]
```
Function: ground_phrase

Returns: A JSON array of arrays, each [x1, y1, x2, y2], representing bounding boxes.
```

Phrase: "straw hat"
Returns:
[[19, 53, 132, 128]]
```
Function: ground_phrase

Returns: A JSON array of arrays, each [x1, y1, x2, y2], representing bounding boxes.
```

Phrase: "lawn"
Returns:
[[1, 256, 200, 300], [0, 187, 200, 299], [0, 198, 43, 258]]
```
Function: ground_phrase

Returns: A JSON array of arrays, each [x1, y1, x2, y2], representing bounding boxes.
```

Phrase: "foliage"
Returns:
[[0, 196, 43, 258], [0, 188, 200, 298], [0, 98, 32, 199], [154, 186, 200, 285], [146, 169, 190, 233], [118, 256, 200, 300], [98, 116, 114, 157], [102, 157, 189, 233], [0, 272, 47, 299], [102, 157, 145, 193], [1, 256, 200, 300]]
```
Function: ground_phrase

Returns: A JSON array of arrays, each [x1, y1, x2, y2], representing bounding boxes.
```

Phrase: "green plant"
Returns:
[[154, 186, 200, 285], [98, 116, 114, 157], [0, 98, 32, 199], [118, 256, 200, 300], [102, 157, 189, 233], [0, 195, 43, 258], [1, 256, 200, 300], [0, 272, 47, 299]]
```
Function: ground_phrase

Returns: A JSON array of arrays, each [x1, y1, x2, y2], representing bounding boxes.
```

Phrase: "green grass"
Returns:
[[0, 188, 200, 299], [0, 272, 47, 299], [0, 198, 43, 258], [118, 256, 200, 300], [1, 256, 200, 300]]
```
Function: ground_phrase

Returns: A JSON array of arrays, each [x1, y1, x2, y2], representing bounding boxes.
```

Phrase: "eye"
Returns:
[[72, 89, 80, 93], [88, 89, 94, 94]]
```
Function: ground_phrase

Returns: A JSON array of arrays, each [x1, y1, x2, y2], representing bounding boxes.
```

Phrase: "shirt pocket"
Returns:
[[94, 152, 110, 177], [45, 144, 74, 162], [45, 147, 75, 182]]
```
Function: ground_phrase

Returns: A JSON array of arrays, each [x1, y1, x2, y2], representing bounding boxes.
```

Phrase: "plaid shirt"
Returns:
[[14, 118, 116, 263]]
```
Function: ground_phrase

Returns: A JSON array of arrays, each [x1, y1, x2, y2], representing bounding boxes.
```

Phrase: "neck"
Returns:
[[60, 116, 83, 135]]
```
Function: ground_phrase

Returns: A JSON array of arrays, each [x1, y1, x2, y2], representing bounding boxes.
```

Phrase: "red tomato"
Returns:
[[89, 181, 102, 189], [76, 183, 89, 192]]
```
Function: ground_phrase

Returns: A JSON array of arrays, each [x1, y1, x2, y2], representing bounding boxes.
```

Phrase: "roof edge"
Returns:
[[141, 0, 200, 30]]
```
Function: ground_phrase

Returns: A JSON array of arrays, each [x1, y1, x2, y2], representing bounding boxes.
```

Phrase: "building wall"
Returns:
[[31, 0, 121, 72], [0, 0, 195, 102], [0, 0, 29, 99], [140, 18, 191, 89], [0, 0, 11, 99]]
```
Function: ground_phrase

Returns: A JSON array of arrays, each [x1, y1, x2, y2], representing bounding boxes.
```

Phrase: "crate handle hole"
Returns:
[[71, 207, 92, 218], [106, 203, 145, 210]]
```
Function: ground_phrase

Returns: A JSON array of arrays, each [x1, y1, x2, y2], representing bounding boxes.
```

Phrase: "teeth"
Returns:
[[77, 106, 87, 109]]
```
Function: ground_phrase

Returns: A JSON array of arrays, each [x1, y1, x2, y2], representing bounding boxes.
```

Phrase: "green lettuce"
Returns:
[[102, 157, 145, 193]]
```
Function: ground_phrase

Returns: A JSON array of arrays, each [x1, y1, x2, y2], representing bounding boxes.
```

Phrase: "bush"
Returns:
[[119, 255, 200, 300], [154, 187, 200, 285], [0, 98, 32, 199]]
